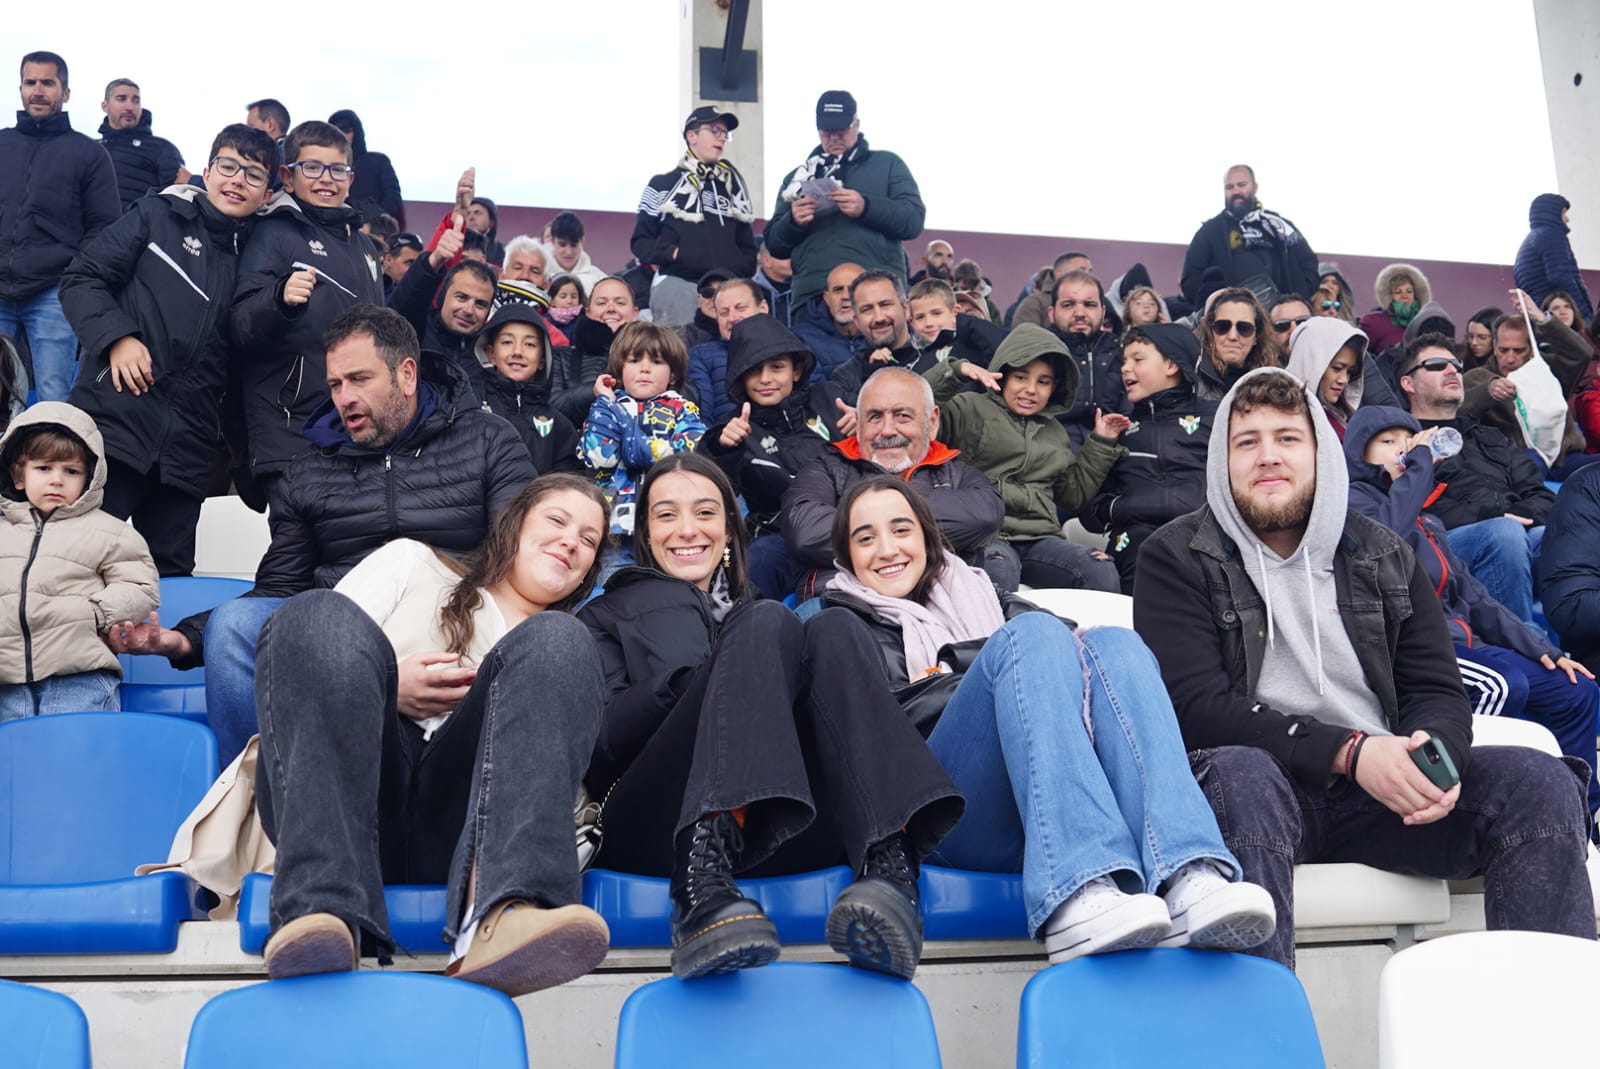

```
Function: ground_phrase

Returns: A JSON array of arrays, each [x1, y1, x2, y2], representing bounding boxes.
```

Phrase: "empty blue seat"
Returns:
[[118, 576, 252, 722], [0, 713, 219, 953], [237, 873, 450, 955], [0, 979, 91, 1068], [585, 866, 852, 947], [920, 866, 1029, 941], [183, 972, 527, 1069], [615, 962, 943, 1068], [1018, 948, 1324, 1067]]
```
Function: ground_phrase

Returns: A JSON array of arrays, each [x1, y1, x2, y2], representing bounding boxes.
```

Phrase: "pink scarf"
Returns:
[[827, 558, 1005, 677]]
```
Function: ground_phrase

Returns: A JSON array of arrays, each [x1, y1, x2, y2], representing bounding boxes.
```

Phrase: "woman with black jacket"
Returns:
[[823, 476, 1273, 965], [578, 453, 962, 982], [328, 109, 403, 227]]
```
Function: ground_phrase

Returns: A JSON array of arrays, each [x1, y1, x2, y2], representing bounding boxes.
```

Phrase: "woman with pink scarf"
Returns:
[[824, 476, 1274, 966]]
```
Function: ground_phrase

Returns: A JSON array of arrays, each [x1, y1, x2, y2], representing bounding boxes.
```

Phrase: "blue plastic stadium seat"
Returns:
[[0, 979, 92, 1068], [919, 865, 1029, 941], [183, 972, 527, 1069], [616, 962, 942, 1068], [118, 576, 252, 722], [585, 866, 852, 947], [0, 713, 219, 953], [1018, 948, 1324, 1067], [237, 873, 449, 955]]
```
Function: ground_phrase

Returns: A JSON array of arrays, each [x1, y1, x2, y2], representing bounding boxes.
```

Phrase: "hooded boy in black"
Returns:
[[1086, 323, 1218, 592], [471, 304, 580, 476], [702, 314, 845, 538], [1344, 404, 1600, 816]]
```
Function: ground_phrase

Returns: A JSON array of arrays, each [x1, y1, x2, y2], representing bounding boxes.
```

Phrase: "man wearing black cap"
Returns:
[[380, 232, 422, 301], [766, 90, 925, 315], [630, 104, 757, 328]]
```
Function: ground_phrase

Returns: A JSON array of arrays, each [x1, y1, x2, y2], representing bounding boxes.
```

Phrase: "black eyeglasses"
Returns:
[[1404, 357, 1463, 376], [287, 160, 355, 181], [1272, 315, 1311, 333], [209, 156, 270, 188], [1210, 319, 1256, 339]]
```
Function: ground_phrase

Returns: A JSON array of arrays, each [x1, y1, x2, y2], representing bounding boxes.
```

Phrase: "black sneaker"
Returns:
[[669, 812, 780, 980], [826, 830, 923, 980]]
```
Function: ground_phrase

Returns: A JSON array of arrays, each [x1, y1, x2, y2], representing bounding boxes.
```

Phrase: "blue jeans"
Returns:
[[982, 536, 1120, 595], [925, 616, 1241, 937], [1455, 641, 1600, 815], [1192, 744, 1594, 969], [0, 286, 79, 401], [203, 595, 286, 765], [0, 669, 120, 722], [1445, 517, 1544, 624]]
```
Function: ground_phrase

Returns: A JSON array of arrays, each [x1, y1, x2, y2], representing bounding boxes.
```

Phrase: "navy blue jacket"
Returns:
[[0, 110, 121, 300], [1538, 464, 1600, 666], [98, 110, 185, 213], [1514, 194, 1593, 321]]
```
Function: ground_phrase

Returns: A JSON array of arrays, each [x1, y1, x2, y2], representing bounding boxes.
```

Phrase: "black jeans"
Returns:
[[597, 601, 964, 878], [1192, 744, 1596, 968], [255, 589, 604, 950], [99, 457, 202, 577]]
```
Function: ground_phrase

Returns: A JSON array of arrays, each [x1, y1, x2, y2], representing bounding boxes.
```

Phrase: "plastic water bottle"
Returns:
[[1427, 426, 1463, 460]]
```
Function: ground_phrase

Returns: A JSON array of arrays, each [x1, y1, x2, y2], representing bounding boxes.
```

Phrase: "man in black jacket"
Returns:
[[230, 120, 385, 503], [631, 106, 757, 328], [109, 306, 536, 764], [1400, 332, 1554, 624], [1180, 166, 1319, 310], [62, 123, 277, 575], [1047, 270, 1128, 447], [1, 51, 122, 402], [1134, 367, 1592, 968], [98, 78, 189, 212], [829, 272, 932, 404], [388, 221, 495, 381]]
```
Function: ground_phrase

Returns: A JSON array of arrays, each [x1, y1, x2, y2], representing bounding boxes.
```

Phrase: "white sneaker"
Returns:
[[1042, 876, 1171, 964], [1158, 861, 1276, 950]]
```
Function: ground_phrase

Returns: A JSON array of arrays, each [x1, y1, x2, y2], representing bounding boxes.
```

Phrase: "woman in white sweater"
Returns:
[[253, 473, 615, 997]]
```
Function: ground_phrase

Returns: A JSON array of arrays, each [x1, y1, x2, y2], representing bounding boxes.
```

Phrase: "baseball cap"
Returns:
[[815, 91, 857, 131], [684, 105, 739, 135], [388, 233, 423, 254]]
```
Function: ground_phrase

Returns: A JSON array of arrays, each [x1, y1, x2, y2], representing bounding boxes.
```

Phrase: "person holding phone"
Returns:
[[1133, 367, 1595, 968]]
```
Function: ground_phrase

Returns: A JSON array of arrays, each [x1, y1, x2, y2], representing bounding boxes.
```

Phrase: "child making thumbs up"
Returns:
[[701, 314, 847, 599]]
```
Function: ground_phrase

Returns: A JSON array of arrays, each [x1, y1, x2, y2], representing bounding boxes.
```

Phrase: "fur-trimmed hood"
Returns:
[[1373, 263, 1431, 308]]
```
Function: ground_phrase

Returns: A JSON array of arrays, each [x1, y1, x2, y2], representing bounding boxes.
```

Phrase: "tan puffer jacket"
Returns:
[[0, 402, 158, 684]]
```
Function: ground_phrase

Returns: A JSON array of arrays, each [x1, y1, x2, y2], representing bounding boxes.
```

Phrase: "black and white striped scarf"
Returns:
[[639, 150, 754, 225]]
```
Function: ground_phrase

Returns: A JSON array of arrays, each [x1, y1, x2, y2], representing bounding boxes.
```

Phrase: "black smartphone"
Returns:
[[1410, 737, 1460, 789]]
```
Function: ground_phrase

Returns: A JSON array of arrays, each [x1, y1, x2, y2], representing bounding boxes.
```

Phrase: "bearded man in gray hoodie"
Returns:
[[1131, 367, 1593, 967]]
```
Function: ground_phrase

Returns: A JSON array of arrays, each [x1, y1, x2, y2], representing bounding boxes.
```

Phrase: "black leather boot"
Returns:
[[826, 830, 923, 980], [669, 811, 780, 979]]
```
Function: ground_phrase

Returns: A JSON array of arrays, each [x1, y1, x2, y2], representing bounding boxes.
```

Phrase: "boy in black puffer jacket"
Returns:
[[700, 314, 844, 599], [1085, 324, 1218, 593], [472, 304, 580, 475]]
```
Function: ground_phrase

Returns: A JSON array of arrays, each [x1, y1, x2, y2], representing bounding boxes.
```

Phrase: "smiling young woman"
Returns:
[[578, 452, 963, 983]]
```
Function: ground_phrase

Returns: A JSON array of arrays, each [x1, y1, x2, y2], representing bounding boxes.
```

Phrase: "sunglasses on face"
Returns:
[[1321, 300, 1342, 311], [1273, 315, 1310, 332], [1210, 319, 1256, 339], [698, 284, 723, 299], [1405, 357, 1463, 375]]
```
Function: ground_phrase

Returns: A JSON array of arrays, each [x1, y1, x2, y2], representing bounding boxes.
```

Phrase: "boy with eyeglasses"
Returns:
[[59, 123, 278, 575], [231, 120, 384, 506]]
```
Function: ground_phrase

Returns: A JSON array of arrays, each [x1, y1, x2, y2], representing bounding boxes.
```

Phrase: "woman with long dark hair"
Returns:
[[254, 474, 614, 998], [1194, 287, 1282, 400], [579, 452, 963, 982]]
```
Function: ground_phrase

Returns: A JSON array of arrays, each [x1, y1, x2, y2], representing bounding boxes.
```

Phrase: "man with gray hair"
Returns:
[[780, 364, 1003, 599], [493, 235, 552, 315], [98, 78, 189, 211]]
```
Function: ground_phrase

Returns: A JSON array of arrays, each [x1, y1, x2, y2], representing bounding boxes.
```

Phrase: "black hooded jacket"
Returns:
[[550, 314, 616, 426], [0, 110, 122, 301], [170, 352, 535, 667], [388, 253, 482, 380], [61, 187, 252, 496], [699, 314, 844, 534], [97, 110, 186, 212], [829, 338, 937, 405], [230, 192, 385, 476], [470, 304, 581, 475], [330, 110, 404, 227], [1086, 324, 1217, 543], [1052, 325, 1129, 447]]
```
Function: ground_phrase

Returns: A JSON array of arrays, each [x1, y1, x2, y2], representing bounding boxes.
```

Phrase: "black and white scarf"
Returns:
[[1234, 205, 1302, 250], [779, 140, 864, 203], [645, 150, 755, 225]]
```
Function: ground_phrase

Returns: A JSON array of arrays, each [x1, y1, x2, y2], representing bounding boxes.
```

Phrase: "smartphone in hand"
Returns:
[[1410, 737, 1461, 790]]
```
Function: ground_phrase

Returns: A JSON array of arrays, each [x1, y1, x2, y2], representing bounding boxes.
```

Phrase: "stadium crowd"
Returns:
[[3, 51, 1598, 997]]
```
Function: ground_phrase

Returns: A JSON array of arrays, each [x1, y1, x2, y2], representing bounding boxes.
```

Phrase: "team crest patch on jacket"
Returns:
[[1126, 420, 1141, 436], [308, 240, 327, 256], [761, 434, 779, 454], [1179, 414, 1202, 435], [806, 415, 831, 441], [533, 416, 553, 438], [182, 236, 202, 256]]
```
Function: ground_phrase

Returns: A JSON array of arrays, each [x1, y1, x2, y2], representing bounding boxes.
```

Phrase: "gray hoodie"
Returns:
[[1284, 317, 1368, 425], [1205, 367, 1389, 737]]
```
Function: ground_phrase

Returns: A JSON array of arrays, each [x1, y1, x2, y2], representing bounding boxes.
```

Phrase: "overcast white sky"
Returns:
[[12, 0, 1557, 265]]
